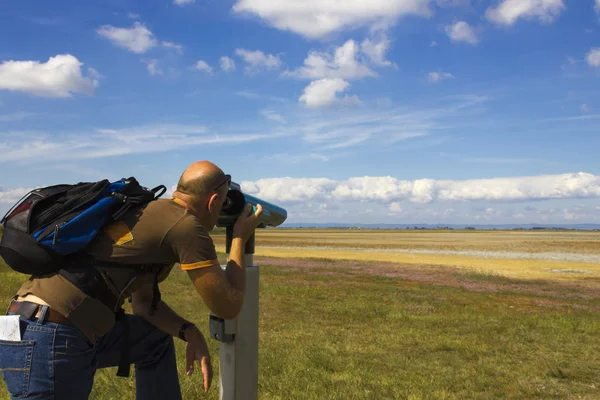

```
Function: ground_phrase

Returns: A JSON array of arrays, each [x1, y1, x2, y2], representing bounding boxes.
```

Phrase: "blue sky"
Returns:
[[1, 0, 599, 225]]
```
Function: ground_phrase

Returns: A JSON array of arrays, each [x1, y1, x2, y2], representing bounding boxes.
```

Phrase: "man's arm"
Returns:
[[131, 283, 199, 338], [187, 203, 261, 320], [186, 235, 246, 320], [131, 284, 213, 392]]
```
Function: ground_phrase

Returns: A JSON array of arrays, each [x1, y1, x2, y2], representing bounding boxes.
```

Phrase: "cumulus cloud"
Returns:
[[235, 49, 282, 73], [360, 35, 395, 67], [97, 22, 158, 54], [299, 78, 360, 108], [194, 60, 213, 74], [285, 40, 376, 80], [587, 48, 600, 67], [285, 37, 395, 106], [0, 54, 99, 98], [232, 0, 432, 39], [174, 0, 195, 5], [240, 172, 600, 204], [445, 21, 479, 45], [485, 0, 565, 26], [428, 71, 455, 83], [220, 56, 236, 72]]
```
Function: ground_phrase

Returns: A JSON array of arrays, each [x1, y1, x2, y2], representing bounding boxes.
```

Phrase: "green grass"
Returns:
[[1, 254, 599, 399]]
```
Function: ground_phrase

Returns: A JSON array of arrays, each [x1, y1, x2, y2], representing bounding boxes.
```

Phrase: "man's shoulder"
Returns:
[[138, 199, 190, 224], [153, 201, 211, 240]]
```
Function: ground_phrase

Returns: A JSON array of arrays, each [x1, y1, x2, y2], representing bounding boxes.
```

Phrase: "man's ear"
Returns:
[[207, 192, 220, 212]]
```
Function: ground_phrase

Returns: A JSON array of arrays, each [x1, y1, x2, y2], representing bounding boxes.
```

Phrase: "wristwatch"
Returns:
[[178, 322, 196, 342]]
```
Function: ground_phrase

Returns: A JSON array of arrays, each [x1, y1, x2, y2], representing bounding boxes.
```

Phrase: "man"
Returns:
[[0, 160, 262, 399]]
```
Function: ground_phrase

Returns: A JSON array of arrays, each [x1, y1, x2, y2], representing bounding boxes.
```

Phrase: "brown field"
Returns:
[[213, 229, 600, 254], [213, 229, 600, 282]]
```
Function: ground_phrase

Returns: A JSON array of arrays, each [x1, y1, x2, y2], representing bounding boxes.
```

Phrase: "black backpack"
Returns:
[[0, 177, 165, 276]]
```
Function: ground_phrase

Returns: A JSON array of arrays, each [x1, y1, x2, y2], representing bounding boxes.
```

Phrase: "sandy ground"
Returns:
[[213, 230, 600, 282], [258, 245, 600, 265]]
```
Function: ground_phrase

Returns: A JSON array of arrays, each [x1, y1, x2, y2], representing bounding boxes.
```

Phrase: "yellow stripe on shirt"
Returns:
[[104, 221, 134, 246], [181, 259, 220, 271]]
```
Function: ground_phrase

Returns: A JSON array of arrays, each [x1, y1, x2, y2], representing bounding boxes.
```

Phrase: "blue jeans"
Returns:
[[0, 303, 182, 399]]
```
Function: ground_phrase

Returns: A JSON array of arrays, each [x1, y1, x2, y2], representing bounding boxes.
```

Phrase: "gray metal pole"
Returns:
[[213, 229, 258, 400]]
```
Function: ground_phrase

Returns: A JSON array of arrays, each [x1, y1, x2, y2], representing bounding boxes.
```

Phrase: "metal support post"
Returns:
[[210, 225, 258, 400]]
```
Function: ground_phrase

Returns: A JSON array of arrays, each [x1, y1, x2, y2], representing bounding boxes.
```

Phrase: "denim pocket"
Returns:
[[0, 339, 35, 398]]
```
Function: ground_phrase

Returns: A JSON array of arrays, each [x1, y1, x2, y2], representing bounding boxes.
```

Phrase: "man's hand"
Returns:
[[185, 326, 213, 393], [233, 203, 263, 241]]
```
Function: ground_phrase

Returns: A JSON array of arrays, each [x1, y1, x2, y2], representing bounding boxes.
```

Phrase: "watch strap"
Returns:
[[178, 322, 195, 341]]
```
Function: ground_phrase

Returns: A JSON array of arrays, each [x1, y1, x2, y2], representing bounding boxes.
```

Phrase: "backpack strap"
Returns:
[[111, 184, 167, 221], [149, 272, 161, 316], [115, 309, 131, 378]]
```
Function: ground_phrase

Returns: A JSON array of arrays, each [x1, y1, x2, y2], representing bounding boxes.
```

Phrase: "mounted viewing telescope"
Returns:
[[211, 181, 287, 400], [217, 182, 287, 228]]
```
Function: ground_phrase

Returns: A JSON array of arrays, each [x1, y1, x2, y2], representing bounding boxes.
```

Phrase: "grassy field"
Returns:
[[1, 229, 600, 399]]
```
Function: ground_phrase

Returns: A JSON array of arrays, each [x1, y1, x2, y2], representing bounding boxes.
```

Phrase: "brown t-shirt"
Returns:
[[16, 199, 219, 342]]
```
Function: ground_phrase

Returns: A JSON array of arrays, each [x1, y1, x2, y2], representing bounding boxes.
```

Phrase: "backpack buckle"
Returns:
[[111, 192, 128, 203]]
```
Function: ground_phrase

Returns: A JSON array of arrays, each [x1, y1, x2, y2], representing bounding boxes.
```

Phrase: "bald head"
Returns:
[[175, 160, 227, 200]]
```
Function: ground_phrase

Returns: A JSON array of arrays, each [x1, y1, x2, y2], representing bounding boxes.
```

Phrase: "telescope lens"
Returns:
[[222, 197, 232, 211]]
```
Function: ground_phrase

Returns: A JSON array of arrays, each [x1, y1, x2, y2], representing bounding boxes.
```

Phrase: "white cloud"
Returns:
[[430, 40, 438, 47], [587, 48, 600, 67], [596, 0, 600, 15], [161, 41, 184, 54], [232, 0, 432, 39], [0, 54, 99, 98], [0, 124, 286, 164], [292, 94, 485, 148], [220, 56, 236, 72], [388, 202, 404, 214], [485, 0, 565, 26], [0, 94, 485, 163], [360, 35, 395, 67], [445, 21, 479, 45], [240, 172, 600, 205], [128, 13, 140, 20], [144, 59, 163, 76], [0, 187, 33, 205], [174, 0, 195, 5], [285, 38, 394, 106], [235, 49, 282, 73], [260, 109, 287, 123], [284, 40, 376, 80], [299, 78, 360, 108], [194, 60, 213, 74], [428, 71, 455, 83], [581, 104, 590, 113], [97, 22, 157, 54], [234, 90, 287, 102]]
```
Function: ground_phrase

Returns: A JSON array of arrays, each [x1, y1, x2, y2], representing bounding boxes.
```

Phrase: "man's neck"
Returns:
[[172, 197, 188, 209]]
